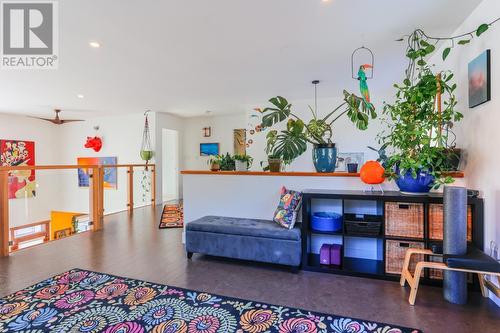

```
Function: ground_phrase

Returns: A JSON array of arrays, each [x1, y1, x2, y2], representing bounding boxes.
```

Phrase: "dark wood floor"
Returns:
[[1, 206, 499, 332]]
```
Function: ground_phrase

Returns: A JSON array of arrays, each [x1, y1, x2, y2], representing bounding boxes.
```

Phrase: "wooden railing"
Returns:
[[0, 164, 156, 256]]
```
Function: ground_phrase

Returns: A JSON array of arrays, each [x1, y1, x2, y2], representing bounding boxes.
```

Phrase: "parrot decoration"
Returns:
[[358, 64, 374, 108]]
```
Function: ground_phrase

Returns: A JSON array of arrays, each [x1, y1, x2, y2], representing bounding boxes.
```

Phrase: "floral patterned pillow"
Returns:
[[273, 186, 302, 229]]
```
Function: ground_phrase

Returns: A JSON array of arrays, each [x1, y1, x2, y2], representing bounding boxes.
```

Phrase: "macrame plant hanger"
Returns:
[[140, 110, 153, 170]]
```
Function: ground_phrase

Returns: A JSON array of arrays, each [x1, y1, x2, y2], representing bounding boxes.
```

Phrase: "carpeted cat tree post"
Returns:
[[443, 185, 468, 304]]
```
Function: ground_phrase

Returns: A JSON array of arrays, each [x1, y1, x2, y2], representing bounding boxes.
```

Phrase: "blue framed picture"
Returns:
[[200, 143, 219, 156], [468, 49, 491, 108]]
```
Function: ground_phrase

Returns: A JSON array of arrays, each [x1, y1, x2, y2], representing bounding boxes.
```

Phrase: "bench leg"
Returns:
[[409, 262, 425, 306], [187, 251, 193, 259], [400, 250, 413, 287]]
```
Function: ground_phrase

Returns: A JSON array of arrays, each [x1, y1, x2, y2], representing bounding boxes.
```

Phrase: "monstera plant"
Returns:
[[259, 90, 376, 172]]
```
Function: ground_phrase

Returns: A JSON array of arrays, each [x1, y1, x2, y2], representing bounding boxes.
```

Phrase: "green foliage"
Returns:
[[476, 23, 489, 36], [234, 154, 253, 168], [380, 65, 463, 187], [260, 92, 376, 165]]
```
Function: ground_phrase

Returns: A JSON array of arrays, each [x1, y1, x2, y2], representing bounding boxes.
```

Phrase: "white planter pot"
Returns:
[[235, 160, 248, 172]]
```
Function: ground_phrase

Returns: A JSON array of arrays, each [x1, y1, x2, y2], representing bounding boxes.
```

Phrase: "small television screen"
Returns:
[[200, 143, 219, 156]]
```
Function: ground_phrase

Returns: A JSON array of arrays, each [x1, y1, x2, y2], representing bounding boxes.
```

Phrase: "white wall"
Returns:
[[57, 113, 156, 214], [155, 112, 185, 201], [430, 0, 500, 304], [162, 129, 180, 201], [183, 114, 247, 170], [246, 96, 386, 171], [2, 112, 157, 228], [0, 114, 62, 227]]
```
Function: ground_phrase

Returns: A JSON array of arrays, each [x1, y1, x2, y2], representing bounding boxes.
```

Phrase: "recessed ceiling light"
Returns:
[[89, 41, 101, 48], [77, 94, 85, 99]]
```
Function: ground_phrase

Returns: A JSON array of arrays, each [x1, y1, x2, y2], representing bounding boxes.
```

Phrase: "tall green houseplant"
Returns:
[[380, 21, 497, 192]]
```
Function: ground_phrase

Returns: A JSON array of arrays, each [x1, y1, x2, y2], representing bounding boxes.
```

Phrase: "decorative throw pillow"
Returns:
[[273, 186, 302, 229]]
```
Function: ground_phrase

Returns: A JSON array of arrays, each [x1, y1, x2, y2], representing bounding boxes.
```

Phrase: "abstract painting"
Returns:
[[77, 157, 118, 189], [0, 140, 36, 199], [200, 143, 219, 156], [468, 49, 491, 108]]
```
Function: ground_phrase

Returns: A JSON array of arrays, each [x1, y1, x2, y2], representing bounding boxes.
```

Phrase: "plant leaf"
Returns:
[[442, 47, 451, 61], [457, 39, 470, 45], [476, 23, 489, 37]]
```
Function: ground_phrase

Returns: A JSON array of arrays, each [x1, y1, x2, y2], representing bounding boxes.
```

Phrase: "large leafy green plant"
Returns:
[[259, 90, 376, 165], [379, 19, 499, 187], [380, 66, 462, 186]]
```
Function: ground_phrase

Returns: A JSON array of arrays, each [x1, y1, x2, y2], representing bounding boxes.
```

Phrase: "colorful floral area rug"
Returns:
[[159, 202, 183, 229], [0, 269, 421, 333]]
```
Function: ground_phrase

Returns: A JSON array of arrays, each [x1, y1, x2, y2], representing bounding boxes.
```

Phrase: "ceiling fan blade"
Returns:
[[28, 116, 59, 124], [60, 119, 85, 123]]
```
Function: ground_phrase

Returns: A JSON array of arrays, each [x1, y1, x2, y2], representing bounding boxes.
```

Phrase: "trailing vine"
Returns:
[[399, 18, 499, 80]]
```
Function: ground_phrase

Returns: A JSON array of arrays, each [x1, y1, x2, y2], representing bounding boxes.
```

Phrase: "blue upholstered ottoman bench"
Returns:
[[185, 216, 302, 271]]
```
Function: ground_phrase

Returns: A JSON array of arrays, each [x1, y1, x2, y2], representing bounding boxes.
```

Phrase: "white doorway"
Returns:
[[162, 129, 179, 202]]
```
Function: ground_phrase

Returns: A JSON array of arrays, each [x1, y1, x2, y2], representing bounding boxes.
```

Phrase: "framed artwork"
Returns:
[[468, 49, 491, 108], [337, 152, 364, 172], [77, 157, 118, 189], [233, 129, 246, 155], [0, 140, 36, 199], [200, 143, 219, 156]]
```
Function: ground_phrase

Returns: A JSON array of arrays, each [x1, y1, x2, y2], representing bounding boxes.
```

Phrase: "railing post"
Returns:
[[99, 166, 104, 220], [0, 171, 10, 256], [127, 166, 134, 214], [151, 166, 156, 207], [89, 167, 103, 231]]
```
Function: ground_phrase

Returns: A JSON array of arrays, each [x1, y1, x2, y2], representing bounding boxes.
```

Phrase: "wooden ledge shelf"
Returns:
[[181, 170, 465, 178]]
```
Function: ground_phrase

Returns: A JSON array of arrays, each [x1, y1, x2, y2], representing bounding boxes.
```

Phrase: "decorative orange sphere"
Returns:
[[360, 161, 385, 185]]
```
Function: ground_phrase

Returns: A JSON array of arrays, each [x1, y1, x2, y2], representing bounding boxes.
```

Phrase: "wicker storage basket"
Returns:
[[385, 202, 424, 239], [429, 204, 472, 241], [385, 240, 424, 275]]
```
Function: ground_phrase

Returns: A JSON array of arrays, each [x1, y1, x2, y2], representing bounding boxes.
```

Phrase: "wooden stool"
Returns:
[[400, 247, 500, 305]]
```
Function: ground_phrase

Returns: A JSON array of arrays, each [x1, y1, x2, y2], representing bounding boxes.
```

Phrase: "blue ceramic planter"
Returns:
[[396, 169, 435, 194], [313, 144, 337, 173]]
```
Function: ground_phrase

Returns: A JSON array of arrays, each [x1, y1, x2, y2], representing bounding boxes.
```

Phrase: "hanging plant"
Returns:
[[140, 110, 154, 169]]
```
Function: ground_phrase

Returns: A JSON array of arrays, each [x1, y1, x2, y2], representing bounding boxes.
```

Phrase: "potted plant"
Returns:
[[219, 153, 236, 171], [258, 92, 376, 173], [234, 154, 253, 171], [379, 29, 475, 193], [208, 155, 222, 171]]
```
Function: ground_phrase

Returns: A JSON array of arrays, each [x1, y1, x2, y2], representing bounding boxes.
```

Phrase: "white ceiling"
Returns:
[[0, 0, 483, 119]]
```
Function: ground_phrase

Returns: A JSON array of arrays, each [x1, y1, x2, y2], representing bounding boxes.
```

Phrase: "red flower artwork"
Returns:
[[0, 140, 36, 199]]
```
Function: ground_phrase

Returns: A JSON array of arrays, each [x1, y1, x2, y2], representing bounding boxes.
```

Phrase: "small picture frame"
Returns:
[[200, 143, 219, 156], [468, 49, 491, 108]]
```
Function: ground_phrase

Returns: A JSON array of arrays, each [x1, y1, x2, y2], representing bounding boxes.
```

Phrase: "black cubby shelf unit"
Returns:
[[300, 190, 484, 286]]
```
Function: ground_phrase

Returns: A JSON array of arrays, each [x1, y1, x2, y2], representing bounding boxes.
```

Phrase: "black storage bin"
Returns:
[[344, 214, 383, 236]]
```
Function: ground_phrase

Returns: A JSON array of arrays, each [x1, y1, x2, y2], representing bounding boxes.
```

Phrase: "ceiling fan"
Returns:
[[31, 109, 84, 125]]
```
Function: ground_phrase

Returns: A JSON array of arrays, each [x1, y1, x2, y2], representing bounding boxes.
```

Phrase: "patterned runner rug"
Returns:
[[159, 202, 183, 229], [0, 269, 421, 332]]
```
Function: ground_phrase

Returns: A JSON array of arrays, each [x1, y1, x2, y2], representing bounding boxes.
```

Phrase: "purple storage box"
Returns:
[[330, 244, 342, 266], [319, 244, 331, 265]]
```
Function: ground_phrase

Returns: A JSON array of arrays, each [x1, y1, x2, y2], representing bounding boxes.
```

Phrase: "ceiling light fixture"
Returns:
[[77, 94, 85, 99], [89, 41, 101, 48]]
